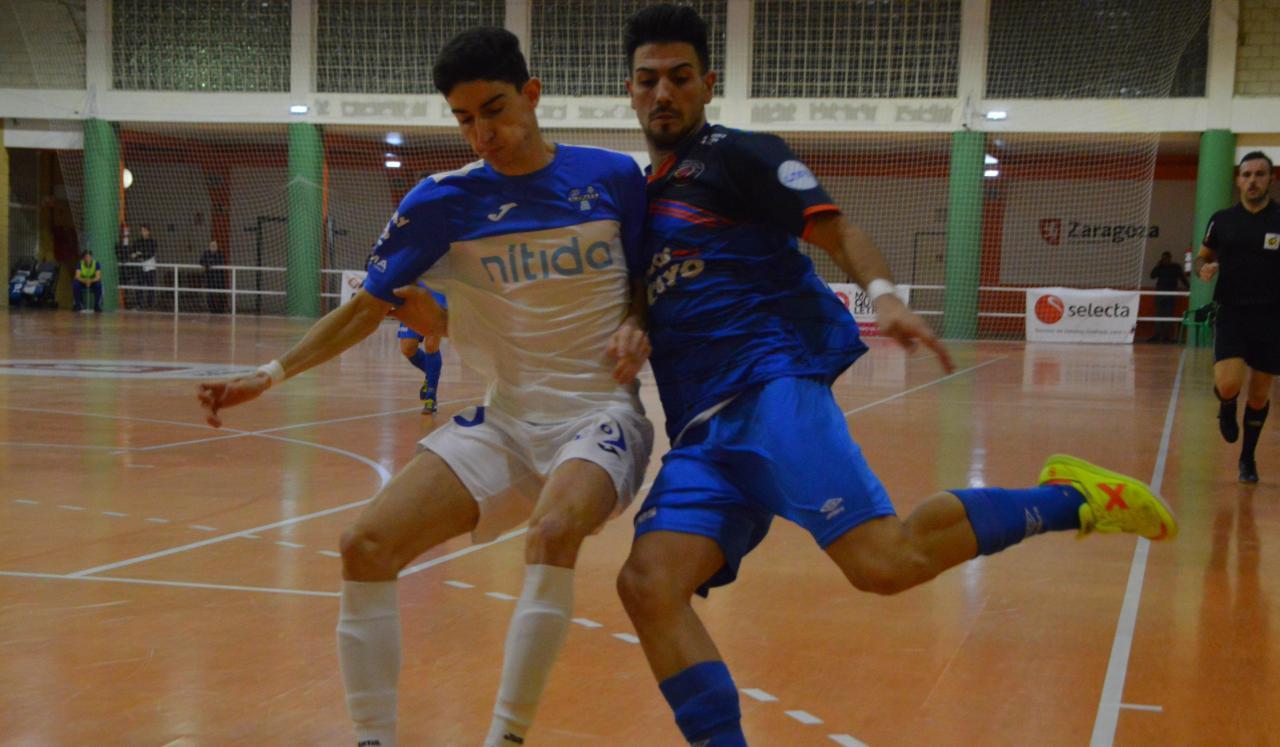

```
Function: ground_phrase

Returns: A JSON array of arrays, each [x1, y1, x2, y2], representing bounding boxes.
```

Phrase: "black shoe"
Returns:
[[1219, 405, 1240, 443], [1239, 458, 1259, 484]]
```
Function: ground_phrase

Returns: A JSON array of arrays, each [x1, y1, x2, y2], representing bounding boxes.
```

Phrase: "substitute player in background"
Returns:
[[199, 28, 653, 747], [611, 7, 1179, 745], [395, 282, 447, 413], [1197, 150, 1279, 483]]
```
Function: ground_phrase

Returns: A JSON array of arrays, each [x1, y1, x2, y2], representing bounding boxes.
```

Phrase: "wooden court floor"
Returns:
[[1, 311, 1277, 746]]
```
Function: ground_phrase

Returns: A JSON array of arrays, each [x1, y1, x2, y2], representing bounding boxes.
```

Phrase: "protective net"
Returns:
[[10, 0, 1213, 339]]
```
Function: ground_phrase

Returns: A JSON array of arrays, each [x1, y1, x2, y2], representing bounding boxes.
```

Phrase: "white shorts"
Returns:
[[420, 404, 654, 543]]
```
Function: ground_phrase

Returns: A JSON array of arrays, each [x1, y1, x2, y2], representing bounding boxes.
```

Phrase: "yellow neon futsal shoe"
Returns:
[[1039, 454, 1177, 541]]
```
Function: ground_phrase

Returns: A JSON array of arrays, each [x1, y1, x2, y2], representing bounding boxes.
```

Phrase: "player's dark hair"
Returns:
[[1239, 151, 1274, 171], [433, 27, 530, 96], [624, 3, 711, 74]]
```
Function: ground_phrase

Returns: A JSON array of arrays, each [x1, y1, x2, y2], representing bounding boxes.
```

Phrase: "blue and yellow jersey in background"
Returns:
[[644, 124, 868, 441]]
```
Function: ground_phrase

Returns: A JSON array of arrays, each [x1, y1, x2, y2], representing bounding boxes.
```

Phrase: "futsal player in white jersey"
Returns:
[[197, 28, 653, 747]]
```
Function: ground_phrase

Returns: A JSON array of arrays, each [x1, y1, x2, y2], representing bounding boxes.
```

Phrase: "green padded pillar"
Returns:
[[943, 130, 985, 339], [287, 122, 323, 318], [83, 118, 120, 311], [1188, 129, 1235, 346]]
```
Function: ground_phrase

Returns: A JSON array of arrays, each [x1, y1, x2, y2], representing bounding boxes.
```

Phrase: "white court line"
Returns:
[[741, 688, 778, 703], [103, 511, 129, 517], [58, 504, 86, 511], [0, 441, 123, 451], [0, 570, 338, 598], [843, 356, 1006, 416], [572, 617, 603, 628], [444, 580, 475, 589], [786, 710, 823, 725], [1118, 703, 1163, 713], [126, 397, 481, 454], [317, 550, 341, 558], [1090, 346, 1185, 747], [613, 633, 640, 644], [189, 524, 217, 531], [486, 592, 517, 601], [145, 517, 170, 524], [21, 355, 999, 599], [275, 541, 305, 549], [65, 434, 393, 577], [13, 499, 39, 505], [829, 735, 869, 747]]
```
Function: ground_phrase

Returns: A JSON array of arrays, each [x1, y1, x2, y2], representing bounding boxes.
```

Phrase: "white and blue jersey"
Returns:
[[362, 145, 648, 423], [642, 124, 868, 442]]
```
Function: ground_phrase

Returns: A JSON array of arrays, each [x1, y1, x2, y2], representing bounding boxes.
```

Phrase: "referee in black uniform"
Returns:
[[1197, 151, 1279, 483]]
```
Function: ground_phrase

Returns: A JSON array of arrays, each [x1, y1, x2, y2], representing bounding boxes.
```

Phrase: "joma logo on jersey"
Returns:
[[481, 237, 615, 284]]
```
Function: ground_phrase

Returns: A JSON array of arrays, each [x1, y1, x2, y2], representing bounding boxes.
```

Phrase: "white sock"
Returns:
[[484, 564, 576, 746], [337, 580, 401, 747]]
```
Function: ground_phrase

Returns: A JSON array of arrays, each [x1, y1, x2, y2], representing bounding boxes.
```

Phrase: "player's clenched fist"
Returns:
[[197, 372, 271, 428], [607, 317, 651, 384]]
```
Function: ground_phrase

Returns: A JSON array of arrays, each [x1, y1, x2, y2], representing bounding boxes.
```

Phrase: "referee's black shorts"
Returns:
[[1215, 304, 1280, 374]]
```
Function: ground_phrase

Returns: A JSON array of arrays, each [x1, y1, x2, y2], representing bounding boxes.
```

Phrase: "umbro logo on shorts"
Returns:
[[819, 498, 845, 520]]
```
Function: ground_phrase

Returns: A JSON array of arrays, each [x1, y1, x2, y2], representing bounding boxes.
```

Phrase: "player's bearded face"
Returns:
[[628, 43, 716, 148], [1237, 158, 1274, 204]]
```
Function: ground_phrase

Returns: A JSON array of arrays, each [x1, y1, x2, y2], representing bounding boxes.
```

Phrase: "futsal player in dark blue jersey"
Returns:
[[612, 7, 1180, 746], [394, 283, 447, 413]]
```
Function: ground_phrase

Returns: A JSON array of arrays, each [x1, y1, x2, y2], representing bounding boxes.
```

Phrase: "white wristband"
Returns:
[[866, 278, 897, 304], [257, 359, 286, 387]]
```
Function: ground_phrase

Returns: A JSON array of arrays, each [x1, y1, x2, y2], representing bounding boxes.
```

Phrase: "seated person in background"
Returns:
[[72, 250, 103, 313]]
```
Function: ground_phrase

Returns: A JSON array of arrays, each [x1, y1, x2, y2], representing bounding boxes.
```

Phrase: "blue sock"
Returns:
[[423, 350, 442, 395], [405, 349, 429, 375], [952, 485, 1084, 555], [658, 661, 746, 746]]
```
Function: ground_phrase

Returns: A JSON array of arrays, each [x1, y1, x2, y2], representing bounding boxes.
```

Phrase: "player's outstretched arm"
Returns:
[[607, 278, 652, 384], [804, 213, 954, 373], [197, 290, 392, 427]]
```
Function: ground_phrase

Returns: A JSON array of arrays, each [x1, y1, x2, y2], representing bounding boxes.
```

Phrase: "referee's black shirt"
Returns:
[[1203, 199, 1280, 307]]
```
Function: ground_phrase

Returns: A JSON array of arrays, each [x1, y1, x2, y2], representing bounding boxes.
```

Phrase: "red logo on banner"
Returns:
[[1040, 218, 1062, 246], [1034, 294, 1065, 324]]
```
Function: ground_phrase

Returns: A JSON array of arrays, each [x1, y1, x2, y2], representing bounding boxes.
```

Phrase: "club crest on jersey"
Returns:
[[672, 160, 705, 183], [566, 186, 601, 212], [1265, 233, 1279, 250], [777, 160, 818, 191]]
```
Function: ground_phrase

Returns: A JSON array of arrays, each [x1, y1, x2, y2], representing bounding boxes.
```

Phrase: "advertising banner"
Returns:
[[828, 282, 912, 335], [1025, 287, 1138, 344], [340, 270, 367, 305]]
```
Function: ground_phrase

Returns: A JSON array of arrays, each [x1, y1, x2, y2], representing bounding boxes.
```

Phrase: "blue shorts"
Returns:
[[634, 376, 896, 595], [396, 288, 447, 341], [396, 323, 424, 341]]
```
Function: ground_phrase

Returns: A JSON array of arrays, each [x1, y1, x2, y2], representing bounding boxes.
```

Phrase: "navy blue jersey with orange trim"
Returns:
[[643, 124, 868, 441]]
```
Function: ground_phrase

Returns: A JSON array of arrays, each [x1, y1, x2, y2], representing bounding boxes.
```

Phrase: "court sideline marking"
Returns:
[[842, 356, 1007, 416], [5, 359, 1001, 589], [1089, 345, 1187, 746]]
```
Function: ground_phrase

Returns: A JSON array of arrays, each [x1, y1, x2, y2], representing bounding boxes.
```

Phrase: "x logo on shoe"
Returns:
[[1099, 482, 1127, 511]]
